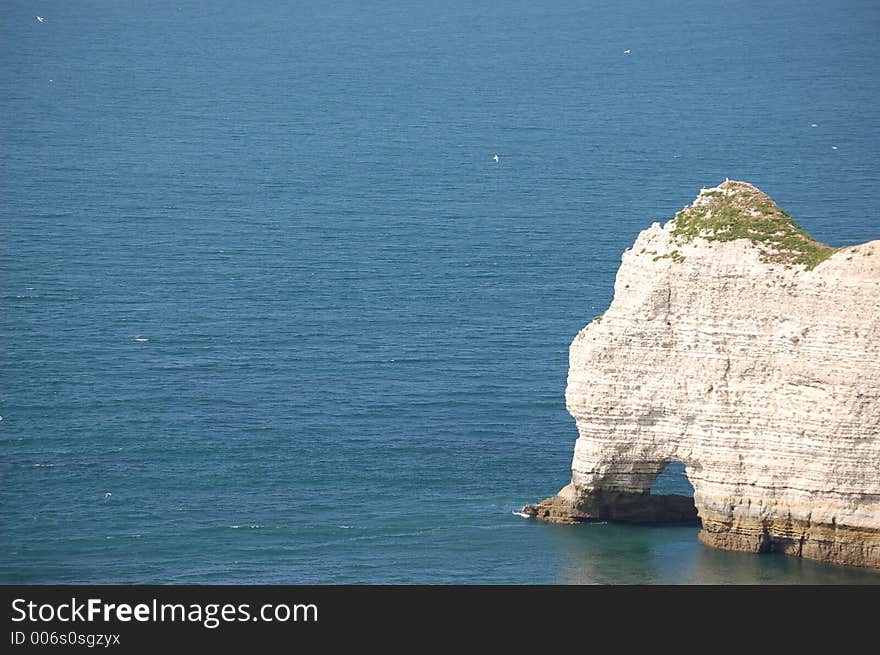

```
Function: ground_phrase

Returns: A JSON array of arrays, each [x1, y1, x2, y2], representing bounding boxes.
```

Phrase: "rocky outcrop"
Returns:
[[526, 180, 880, 569]]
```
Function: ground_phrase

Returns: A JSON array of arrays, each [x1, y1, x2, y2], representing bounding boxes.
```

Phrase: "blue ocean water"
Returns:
[[2, 0, 879, 584]]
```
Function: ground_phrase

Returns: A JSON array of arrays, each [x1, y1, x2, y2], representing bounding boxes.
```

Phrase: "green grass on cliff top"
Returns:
[[671, 181, 835, 270]]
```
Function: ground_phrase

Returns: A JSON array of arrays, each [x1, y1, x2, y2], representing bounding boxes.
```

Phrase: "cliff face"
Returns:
[[526, 180, 880, 569]]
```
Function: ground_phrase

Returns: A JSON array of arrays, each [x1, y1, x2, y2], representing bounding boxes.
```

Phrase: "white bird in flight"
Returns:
[[492, 153, 500, 163], [623, 49, 632, 54], [36, 16, 44, 23]]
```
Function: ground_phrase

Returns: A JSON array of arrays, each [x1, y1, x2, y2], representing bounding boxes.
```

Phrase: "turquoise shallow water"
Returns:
[[1, 0, 879, 584]]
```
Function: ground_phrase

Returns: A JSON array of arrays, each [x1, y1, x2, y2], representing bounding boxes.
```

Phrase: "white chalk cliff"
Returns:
[[525, 180, 880, 569]]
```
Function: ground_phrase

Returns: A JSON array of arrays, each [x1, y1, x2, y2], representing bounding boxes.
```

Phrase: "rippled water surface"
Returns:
[[2, 0, 879, 583]]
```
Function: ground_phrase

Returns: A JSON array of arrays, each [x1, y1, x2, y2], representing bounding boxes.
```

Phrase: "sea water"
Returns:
[[2, 0, 879, 583]]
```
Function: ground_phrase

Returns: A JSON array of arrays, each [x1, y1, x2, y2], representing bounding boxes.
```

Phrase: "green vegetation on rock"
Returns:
[[653, 249, 686, 264], [671, 181, 835, 270]]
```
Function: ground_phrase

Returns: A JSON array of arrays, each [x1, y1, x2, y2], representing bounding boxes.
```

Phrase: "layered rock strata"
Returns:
[[525, 180, 880, 569]]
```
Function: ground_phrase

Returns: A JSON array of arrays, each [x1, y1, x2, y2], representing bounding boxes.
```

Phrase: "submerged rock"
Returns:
[[527, 180, 880, 569]]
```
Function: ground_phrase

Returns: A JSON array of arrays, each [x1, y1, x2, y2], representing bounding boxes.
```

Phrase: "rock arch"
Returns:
[[525, 181, 880, 569]]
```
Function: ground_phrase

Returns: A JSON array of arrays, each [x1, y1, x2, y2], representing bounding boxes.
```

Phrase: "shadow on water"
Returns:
[[544, 522, 880, 584], [538, 462, 877, 585], [512, 462, 880, 584]]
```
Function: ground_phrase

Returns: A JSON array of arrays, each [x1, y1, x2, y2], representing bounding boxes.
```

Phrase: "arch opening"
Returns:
[[628, 459, 700, 526], [525, 460, 702, 526], [649, 461, 695, 498]]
